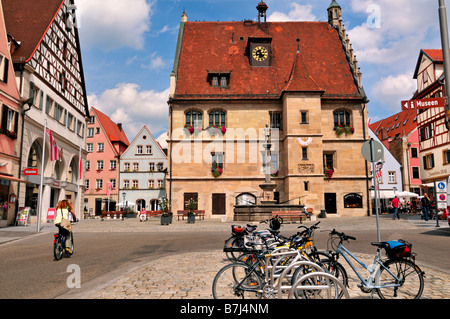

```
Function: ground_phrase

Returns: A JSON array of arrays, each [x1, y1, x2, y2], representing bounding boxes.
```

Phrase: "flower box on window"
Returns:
[[335, 125, 355, 137], [324, 167, 334, 179], [4, 130, 17, 140], [212, 167, 223, 178], [205, 125, 226, 134]]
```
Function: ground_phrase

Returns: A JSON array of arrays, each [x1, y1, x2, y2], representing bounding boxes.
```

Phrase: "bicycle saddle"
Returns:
[[371, 242, 389, 248]]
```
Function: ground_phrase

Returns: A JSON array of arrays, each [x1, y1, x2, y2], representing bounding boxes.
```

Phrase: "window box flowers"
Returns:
[[335, 125, 355, 137], [205, 125, 226, 134], [212, 167, 223, 178], [184, 124, 203, 135], [324, 167, 334, 179]]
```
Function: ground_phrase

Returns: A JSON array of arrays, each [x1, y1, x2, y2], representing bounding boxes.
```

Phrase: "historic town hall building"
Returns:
[[167, 1, 370, 219]]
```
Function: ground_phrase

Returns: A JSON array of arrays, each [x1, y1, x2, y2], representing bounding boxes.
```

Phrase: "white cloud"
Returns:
[[88, 83, 169, 139], [77, 0, 153, 51], [348, 0, 436, 64], [371, 73, 416, 110], [268, 3, 316, 21], [141, 53, 167, 70]]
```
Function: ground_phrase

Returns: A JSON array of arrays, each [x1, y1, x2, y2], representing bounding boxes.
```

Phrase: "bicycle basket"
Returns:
[[231, 225, 245, 236], [385, 240, 412, 259]]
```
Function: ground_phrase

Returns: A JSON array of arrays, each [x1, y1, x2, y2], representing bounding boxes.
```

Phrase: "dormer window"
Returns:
[[208, 72, 230, 87]]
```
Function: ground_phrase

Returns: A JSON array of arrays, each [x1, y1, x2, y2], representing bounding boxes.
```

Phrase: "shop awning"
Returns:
[[0, 174, 30, 183], [370, 190, 396, 199]]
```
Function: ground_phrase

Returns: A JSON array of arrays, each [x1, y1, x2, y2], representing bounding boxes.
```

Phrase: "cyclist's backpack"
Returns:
[[385, 239, 412, 259]]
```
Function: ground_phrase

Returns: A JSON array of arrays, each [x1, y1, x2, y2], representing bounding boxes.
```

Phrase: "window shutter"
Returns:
[[3, 58, 8, 83], [1, 105, 7, 129], [14, 110, 18, 133]]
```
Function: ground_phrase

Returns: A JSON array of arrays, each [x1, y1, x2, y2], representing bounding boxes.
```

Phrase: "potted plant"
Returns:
[[159, 197, 172, 225], [211, 167, 223, 178], [186, 198, 197, 223], [325, 167, 334, 179]]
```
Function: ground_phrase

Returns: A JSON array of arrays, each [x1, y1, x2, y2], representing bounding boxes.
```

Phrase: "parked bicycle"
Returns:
[[325, 229, 425, 299], [223, 216, 285, 261], [212, 246, 347, 299]]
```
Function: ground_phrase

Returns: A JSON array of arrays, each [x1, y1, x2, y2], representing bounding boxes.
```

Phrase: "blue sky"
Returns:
[[75, 0, 444, 141]]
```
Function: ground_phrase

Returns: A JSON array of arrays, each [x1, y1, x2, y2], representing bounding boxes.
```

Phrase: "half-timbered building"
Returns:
[[3, 0, 89, 223], [412, 49, 448, 184]]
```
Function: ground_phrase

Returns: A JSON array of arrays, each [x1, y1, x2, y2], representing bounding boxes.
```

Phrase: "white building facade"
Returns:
[[120, 126, 168, 212]]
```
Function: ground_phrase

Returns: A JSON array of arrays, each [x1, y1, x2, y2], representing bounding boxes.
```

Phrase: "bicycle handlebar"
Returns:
[[329, 229, 356, 241]]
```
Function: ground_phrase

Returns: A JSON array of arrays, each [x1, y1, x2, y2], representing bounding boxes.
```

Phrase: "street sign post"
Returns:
[[401, 97, 446, 111], [361, 139, 384, 243]]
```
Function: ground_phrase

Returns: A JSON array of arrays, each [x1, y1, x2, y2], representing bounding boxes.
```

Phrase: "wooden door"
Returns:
[[183, 193, 198, 210], [212, 193, 226, 215], [324, 193, 337, 214]]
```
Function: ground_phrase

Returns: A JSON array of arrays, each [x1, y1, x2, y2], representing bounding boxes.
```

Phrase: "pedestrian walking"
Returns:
[[391, 196, 400, 220], [421, 193, 431, 221]]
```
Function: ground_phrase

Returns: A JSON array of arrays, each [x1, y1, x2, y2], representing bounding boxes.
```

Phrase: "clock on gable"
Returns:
[[250, 42, 270, 66]]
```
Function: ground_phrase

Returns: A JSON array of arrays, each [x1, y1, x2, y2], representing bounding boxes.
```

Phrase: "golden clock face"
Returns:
[[252, 46, 269, 62]]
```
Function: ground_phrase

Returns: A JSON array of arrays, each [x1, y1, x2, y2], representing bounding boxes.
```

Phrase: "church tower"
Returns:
[[327, 0, 342, 29]]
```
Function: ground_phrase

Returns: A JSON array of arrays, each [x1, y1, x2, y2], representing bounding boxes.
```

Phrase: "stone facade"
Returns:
[[167, 2, 370, 219]]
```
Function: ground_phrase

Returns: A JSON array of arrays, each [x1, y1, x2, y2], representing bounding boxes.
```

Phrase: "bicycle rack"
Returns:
[[264, 250, 349, 299]]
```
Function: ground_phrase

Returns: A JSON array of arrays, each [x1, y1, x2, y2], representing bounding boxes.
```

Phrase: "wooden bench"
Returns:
[[145, 210, 163, 218], [177, 210, 205, 221], [272, 210, 312, 224], [101, 211, 125, 221]]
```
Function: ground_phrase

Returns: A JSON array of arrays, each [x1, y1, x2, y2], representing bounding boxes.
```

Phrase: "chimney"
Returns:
[[117, 123, 122, 131]]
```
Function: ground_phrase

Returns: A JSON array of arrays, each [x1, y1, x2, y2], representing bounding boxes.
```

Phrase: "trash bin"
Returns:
[[320, 210, 327, 218]]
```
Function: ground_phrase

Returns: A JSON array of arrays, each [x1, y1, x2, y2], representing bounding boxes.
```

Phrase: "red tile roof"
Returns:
[[3, 0, 64, 63], [413, 49, 443, 80], [369, 109, 418, 143], [92, 108, 129, 149], [174, 21, 362, 100], [423, 49, 443, 62]]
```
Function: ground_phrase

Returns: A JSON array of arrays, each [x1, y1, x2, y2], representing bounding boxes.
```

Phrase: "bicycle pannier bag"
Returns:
[[386, 240, 412, 259]]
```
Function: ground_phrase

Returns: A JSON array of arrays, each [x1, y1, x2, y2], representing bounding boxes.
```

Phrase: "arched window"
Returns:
[[236, 193, 257, 206], [209, 110, 226, 127], [185, 110, 202, 127], [333, 110, 351, 128], [344, 193, 363, 208], [27, 141, 42, 168]]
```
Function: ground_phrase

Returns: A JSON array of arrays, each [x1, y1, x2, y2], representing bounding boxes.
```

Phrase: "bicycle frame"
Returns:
[[336, 243, 402, 290]]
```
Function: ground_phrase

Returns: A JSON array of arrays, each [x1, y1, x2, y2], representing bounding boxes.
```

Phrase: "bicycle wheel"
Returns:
[[316, 258, 348, 289], [54, 236, 64, 261], [212, 262, 263, 299], [224, 236, 244, 261], [375, 259, 424, 299]]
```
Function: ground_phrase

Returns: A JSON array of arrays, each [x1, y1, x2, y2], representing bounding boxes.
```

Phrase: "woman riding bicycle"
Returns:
[[54, 199, 77, 254]]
